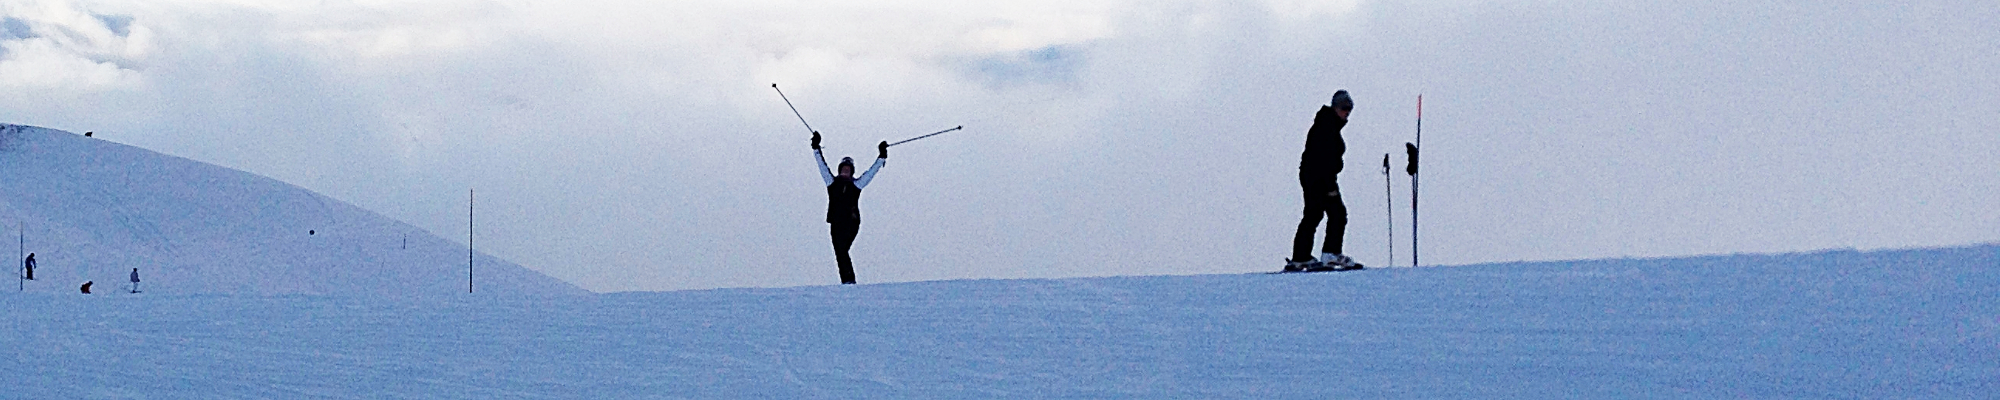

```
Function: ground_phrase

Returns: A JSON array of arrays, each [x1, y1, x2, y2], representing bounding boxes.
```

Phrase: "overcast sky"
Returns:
[[3, 0, 1995, 292]]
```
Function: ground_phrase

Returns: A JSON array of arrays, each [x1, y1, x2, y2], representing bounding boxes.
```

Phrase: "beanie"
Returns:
[[1331, 90, 1353, 111]]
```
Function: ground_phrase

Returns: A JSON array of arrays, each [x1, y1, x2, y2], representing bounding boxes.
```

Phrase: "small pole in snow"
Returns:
[[468, 189, 474, 294]]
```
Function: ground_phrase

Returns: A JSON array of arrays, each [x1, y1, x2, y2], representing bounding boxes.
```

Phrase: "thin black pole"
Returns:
[[1383, 153, 1394, 269], [468, 189, 474, 294], [1412, 95, 1422, 268], [886, 126, 964, 147], [771, 83, 815, 134]]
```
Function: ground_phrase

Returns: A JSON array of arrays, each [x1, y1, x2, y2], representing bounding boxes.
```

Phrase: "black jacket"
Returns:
[[827, 178, 862, 224], [1298, 106, 1348, 187]]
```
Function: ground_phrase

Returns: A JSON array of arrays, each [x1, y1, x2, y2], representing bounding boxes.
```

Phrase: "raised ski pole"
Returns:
[[887, 126, 964, 147], [1383, 153, 1395, 268], [770, 83, 815, 134]]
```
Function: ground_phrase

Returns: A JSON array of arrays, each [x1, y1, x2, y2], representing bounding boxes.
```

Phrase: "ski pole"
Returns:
[[1383, 153, 1394, 268], [771, 83, 815, 134], [886, 125, 964, 147]]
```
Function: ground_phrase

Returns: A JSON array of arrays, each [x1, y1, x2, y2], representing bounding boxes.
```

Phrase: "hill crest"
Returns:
[[0, 124, 584, 296]]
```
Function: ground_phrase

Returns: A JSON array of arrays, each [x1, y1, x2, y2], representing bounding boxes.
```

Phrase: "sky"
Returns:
[[1, 0, 1995, 292]]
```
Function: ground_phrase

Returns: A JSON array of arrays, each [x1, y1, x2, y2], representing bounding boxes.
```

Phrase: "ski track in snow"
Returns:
[[3, 245, 1995, 398]]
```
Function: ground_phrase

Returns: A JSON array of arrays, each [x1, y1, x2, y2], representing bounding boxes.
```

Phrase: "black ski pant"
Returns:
[[830, 222, 860, 284], [1293, 182, 1346, 261]]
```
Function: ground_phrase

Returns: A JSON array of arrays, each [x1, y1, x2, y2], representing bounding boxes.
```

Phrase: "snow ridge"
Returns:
[[0, 124, 584, 296]]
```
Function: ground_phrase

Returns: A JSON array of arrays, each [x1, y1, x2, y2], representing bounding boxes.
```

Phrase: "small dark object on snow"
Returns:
[[309, 230, 315, 235], [84, 131, 93, 137], [22, 253, 33, 280], [80, 281, 93, 294]]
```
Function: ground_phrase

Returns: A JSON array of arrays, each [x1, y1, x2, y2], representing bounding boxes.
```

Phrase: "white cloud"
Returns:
[[0, 0, 151, 89]]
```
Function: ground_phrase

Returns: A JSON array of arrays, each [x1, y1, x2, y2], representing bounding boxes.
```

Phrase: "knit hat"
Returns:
[[1331, 90, 1353, 111], [839, 157, 855, 168]]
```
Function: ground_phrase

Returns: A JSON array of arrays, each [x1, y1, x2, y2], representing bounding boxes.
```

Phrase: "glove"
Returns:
[[811, 131, 821, 150], [877, 141, 889, 158], [1404, 142, 1419, 176]]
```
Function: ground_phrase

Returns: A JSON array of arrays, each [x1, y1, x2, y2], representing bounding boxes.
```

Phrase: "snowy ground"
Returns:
[[4, 245, 1995, 398], [0, 124, 580, 296]]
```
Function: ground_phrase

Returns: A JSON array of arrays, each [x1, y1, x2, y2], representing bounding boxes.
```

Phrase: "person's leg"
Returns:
[[1293, 184, 1327, 261], [831, 223, 859, 284], [1323, 193, 1347, 256]]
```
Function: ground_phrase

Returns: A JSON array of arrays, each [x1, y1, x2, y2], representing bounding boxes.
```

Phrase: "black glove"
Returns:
[[877, 141, 889, 159], [811, 131, 821, 150], [1404, 142, 1419, 176]]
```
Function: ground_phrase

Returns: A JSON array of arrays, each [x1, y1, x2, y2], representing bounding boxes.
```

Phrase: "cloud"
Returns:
[[0, 1, 149, 89]]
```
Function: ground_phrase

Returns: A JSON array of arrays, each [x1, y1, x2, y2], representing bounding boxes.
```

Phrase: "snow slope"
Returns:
[[0, 124, 583, 296], [4, 245, 1993, 398]]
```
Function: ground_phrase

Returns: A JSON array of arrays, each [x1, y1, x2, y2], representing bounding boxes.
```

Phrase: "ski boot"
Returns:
[[1284, 256, 1319, 272], [1307, 253, 1361, 272]]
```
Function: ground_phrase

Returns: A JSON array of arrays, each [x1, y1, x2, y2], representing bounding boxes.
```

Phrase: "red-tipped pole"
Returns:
[[1410, 95, 1422, 267]]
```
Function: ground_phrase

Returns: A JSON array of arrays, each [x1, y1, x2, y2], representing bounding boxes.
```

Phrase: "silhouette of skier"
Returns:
[[129, 268, 140, 293], [1289, 90, 1362, 271], [812, 131, 887, 284], [21, 253, 33, 280], [80, 281, 92, 294]]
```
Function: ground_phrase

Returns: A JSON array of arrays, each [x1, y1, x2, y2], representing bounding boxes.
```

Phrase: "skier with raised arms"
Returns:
[[813, 131, 887, 284]]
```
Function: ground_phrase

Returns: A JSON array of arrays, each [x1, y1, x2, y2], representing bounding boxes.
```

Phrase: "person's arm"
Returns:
[[812, 132, 833, 185], [814, 149, 834, 186], [854, 157, 886, 189]]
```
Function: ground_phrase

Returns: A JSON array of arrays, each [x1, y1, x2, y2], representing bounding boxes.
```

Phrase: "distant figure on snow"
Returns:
[[80, 281, 93, 294], [1289, 90, 1363, 271], [130, 268, 141, 293], [22, 253, 33, 280], [812, 131, 887, 284]]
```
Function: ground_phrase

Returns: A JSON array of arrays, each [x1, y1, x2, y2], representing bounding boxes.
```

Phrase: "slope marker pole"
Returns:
[[468, 189, 474, 294], [1412, 95, 1422, 268]]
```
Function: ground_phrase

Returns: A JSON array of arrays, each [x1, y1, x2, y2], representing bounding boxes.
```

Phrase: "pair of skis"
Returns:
[[1270, 260, 1366, 274]]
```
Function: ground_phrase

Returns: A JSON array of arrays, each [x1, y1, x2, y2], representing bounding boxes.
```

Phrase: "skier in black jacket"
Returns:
[[813, 131, 887, 284], [1290, 90, 1361, 271]]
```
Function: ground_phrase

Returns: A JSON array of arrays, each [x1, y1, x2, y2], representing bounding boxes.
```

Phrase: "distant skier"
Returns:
[[22, 253, 33, 280], [1289, 90, 1362, 271], [812, 131, 887, 285], [129, 268, 140, 293], [80, 281, 92, 294]]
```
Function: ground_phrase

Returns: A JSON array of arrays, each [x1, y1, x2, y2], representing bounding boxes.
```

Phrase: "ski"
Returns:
[[1267, 259, 1366, 274]]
